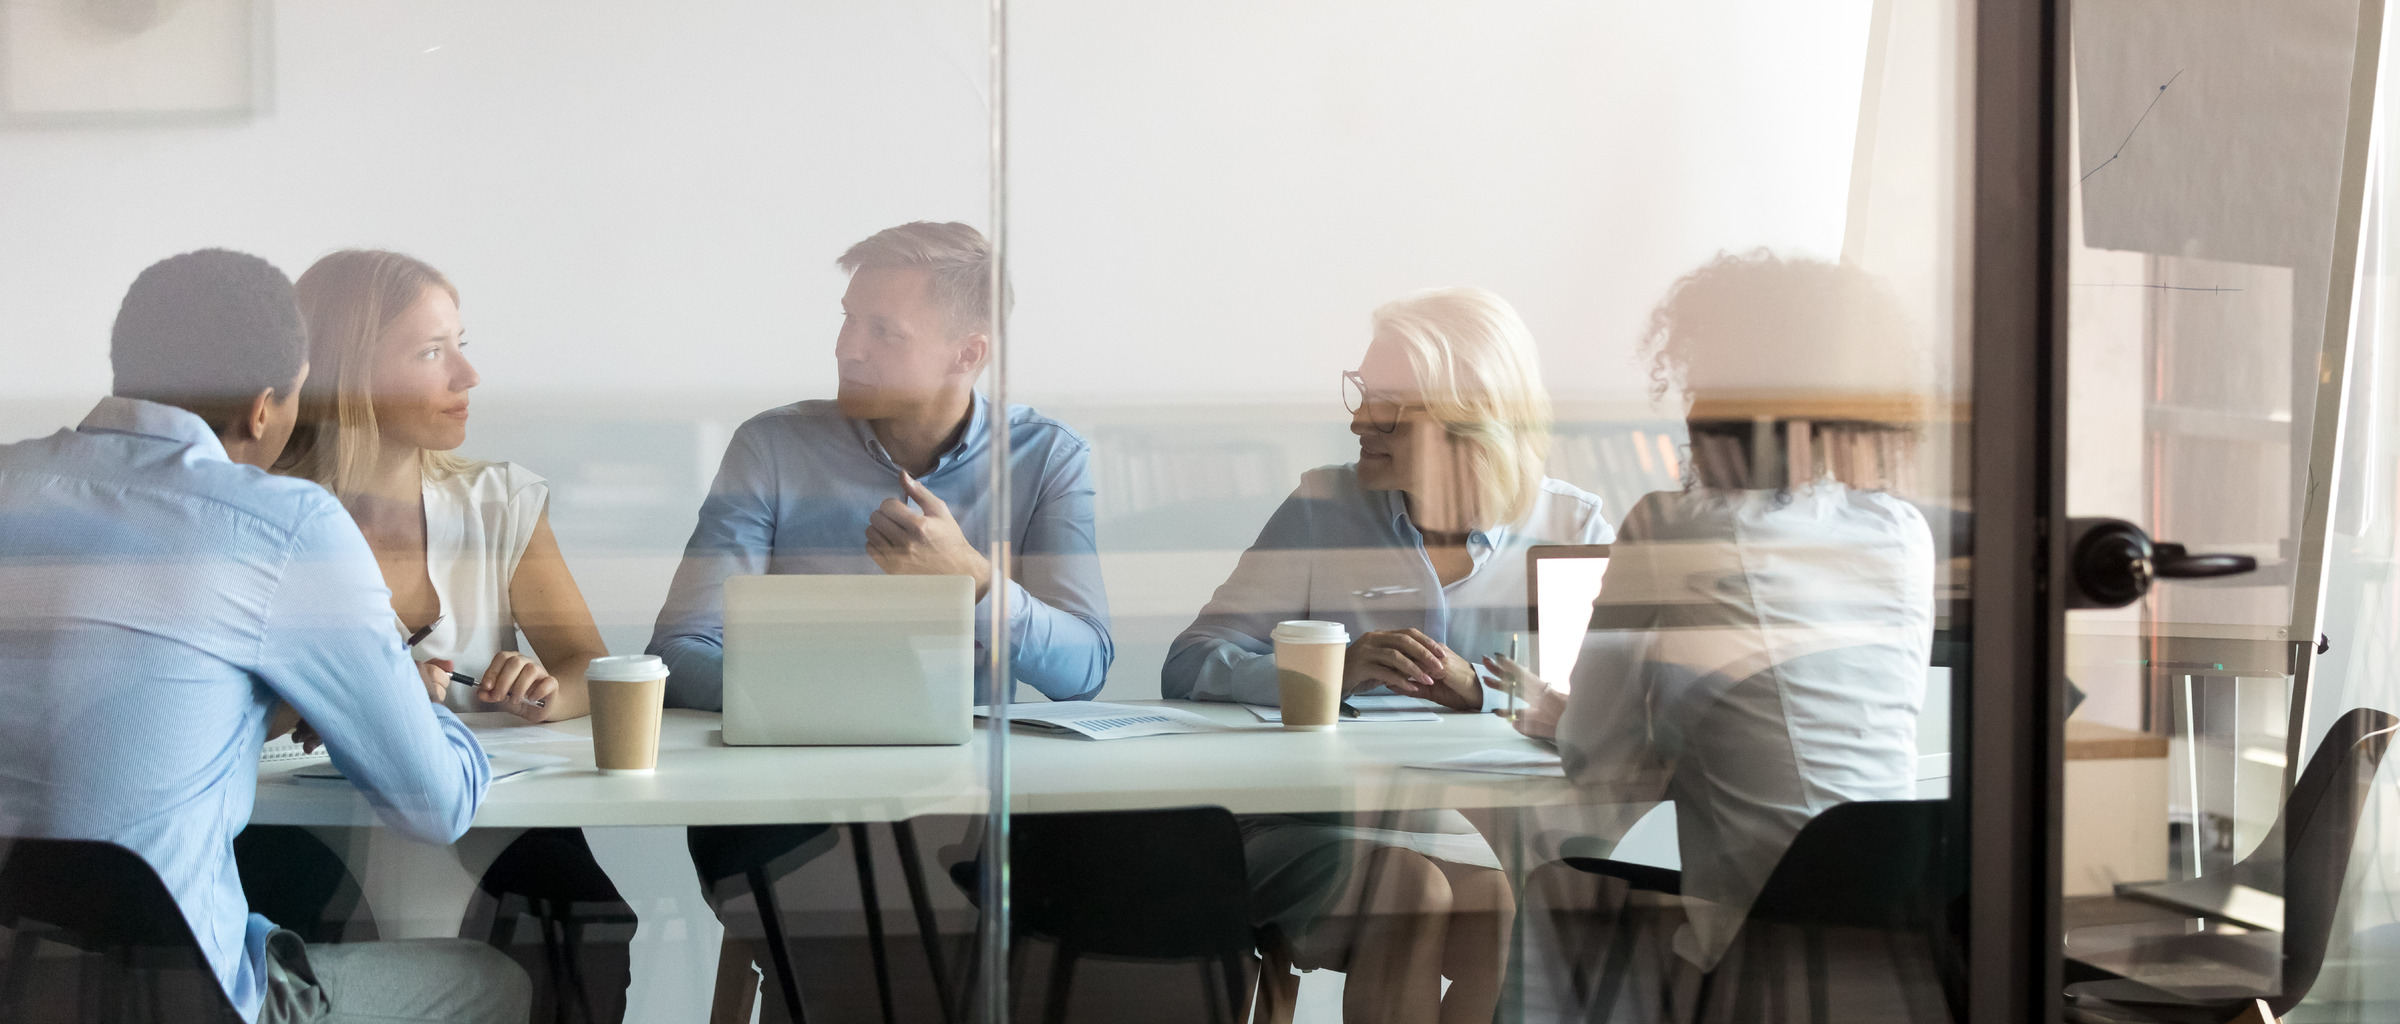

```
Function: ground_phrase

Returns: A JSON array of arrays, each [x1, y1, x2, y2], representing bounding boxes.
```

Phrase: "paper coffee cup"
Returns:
[[1271, 620, 1349, 730], [586, 655, 668, 774]]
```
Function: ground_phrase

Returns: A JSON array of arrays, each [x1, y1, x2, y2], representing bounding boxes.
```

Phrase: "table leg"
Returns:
[[849, 823, 898, 1024], [890, 820, 960, 1024]]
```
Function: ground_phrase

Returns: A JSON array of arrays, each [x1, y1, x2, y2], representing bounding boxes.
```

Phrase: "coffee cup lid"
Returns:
[[1270, 620, 1349, 645], [586, 654, 668, 682]]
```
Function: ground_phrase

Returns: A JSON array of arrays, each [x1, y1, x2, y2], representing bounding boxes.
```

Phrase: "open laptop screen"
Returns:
[[1525, 544, 1609, 690]]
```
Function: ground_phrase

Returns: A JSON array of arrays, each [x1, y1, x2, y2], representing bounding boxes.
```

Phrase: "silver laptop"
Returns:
[[721, 574, 975, 746]]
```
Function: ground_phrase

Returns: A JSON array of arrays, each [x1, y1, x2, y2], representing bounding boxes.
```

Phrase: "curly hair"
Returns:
[[110, 249, 307, 433], [1637, 250, 1925, 492]]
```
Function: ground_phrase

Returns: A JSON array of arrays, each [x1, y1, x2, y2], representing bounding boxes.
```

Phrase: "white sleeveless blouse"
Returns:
[[405, 460, 548, 712]]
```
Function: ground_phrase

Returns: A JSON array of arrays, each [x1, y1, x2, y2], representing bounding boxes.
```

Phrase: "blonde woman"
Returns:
[[281, 252, 600, 722], [271, 249, 631, 1023], [1164, 288, 1612, 1024]]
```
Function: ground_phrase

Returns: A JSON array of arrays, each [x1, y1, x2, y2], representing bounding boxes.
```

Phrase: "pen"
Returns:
[[446, 669, 546, 709], [402, 619, 545, 708]]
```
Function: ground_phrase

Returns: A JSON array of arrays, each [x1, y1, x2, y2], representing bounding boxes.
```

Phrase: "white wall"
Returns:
[[0, 0, 1882, 692], [1, 0, 1871, 415], [1010, 0, 1873, 406], [0, 0, 991, 410]]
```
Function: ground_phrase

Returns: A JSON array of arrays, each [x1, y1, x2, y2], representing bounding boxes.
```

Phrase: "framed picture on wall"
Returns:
[[1, 0, 271, 127]]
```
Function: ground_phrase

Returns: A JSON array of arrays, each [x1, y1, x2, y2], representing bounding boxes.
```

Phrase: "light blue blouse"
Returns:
[[1164, 464, 1613, 707]]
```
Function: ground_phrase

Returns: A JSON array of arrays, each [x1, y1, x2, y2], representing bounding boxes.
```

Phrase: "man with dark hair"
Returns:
[[108, 247, 312, 438], [0, 249, 529, 1024]]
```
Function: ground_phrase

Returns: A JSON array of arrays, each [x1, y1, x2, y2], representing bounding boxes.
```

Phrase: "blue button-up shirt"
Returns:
[[0, 398, 490, 1022], [1163, 464, 1612, 706], [649, 393, 1112, 707]]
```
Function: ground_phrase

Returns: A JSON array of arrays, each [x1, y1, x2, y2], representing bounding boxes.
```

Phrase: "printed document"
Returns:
[[975, 701, 1229, 740]]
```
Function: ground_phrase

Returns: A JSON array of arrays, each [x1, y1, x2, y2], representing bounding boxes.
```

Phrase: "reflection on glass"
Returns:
[[1501, 253, 1943, 1020], [0, 4, 1013, 1021]]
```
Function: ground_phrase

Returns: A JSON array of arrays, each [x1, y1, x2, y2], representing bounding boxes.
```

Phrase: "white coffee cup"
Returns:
[[1271, 620, 1350, 730], [586, 655, 669, 774]]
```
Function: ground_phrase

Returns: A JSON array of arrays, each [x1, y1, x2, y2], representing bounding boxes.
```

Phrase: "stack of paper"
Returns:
[[259, 734, 330, 768]]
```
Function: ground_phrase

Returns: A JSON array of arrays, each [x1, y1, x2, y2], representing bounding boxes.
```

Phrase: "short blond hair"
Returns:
[[837, 221, 1005, 337], [1371, 287, 1553, 529], [276, 249, 469, 498]]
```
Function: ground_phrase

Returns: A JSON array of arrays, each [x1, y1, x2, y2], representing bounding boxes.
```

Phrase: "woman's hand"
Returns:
[[476, 651, 560, 723], [1349, 628, 1483, 710], [1483, 654, 1565, 739], [416, 658, 455, 703], [1344, 628, 1442, 694]]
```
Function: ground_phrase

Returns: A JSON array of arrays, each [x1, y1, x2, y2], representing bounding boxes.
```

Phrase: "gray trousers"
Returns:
[[259, 928, 531, 1024]]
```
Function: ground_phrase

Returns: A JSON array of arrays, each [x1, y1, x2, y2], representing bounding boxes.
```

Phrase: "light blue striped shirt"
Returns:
[[0, 398, 490, 1021], [1165, 464, 1612, 706], [649, 392, 1113, 707]]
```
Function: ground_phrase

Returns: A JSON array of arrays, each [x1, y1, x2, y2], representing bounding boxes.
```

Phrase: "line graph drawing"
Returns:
[[2081, 69, 2185, 182]]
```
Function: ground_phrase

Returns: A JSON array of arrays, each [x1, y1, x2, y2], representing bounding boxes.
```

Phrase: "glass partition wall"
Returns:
[[992, 1, 1975, 1020], [36, 1, 2400, 1021], [0, 4, 1003, 1023]]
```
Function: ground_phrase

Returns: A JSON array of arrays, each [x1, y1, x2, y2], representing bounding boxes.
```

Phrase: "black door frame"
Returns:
[[1968, 1, 2067, 1022]]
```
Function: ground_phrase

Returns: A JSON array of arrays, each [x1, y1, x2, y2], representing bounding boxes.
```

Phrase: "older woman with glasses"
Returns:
[[1163, 287, 1612, 1024]]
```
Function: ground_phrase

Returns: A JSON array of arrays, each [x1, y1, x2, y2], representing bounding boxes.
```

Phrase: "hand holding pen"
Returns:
[[403, 618, 551, 717]]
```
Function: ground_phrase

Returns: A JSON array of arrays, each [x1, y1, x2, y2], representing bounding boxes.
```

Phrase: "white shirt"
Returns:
[[405, 460, 549, 711], [1556, 483, 1935, 969]]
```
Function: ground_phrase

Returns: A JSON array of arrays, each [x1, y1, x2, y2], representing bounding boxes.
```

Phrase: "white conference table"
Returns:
[[250, 700, 1581, 829], [248, 700, 1591, 943]]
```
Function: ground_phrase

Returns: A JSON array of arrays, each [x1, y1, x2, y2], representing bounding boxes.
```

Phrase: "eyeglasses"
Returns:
[[1342, 371, 1407, 434]]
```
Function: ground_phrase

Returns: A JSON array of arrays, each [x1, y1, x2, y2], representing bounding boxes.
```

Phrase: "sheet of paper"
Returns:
[[259, 734, 330, 767], [1344, 695, 1449, 713], [290, 750, 572, 785], [1241, 704, 1437, 724], [455, 711, 583, 743], [1404, 748, 1566, 778], [974, 701, 1230, 740]]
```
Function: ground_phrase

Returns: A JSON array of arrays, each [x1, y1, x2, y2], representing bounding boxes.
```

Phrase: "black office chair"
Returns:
[[471, 827, 637, 1024], [0, 837, 244, 1024], [1565, 799, 1957, 1024], [953, 806, 1263, 1024], [2065, 707, 2399, 1023], [232, 825, 375, 944], [690, 821, 956, 1024]]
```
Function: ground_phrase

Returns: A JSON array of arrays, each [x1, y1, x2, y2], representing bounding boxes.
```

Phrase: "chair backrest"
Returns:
[[0, 837, 242, 1022], [2257, 707, 2399, 1014], [1010, 806, 1254, 960], [1741, 799, 1948, 932]]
